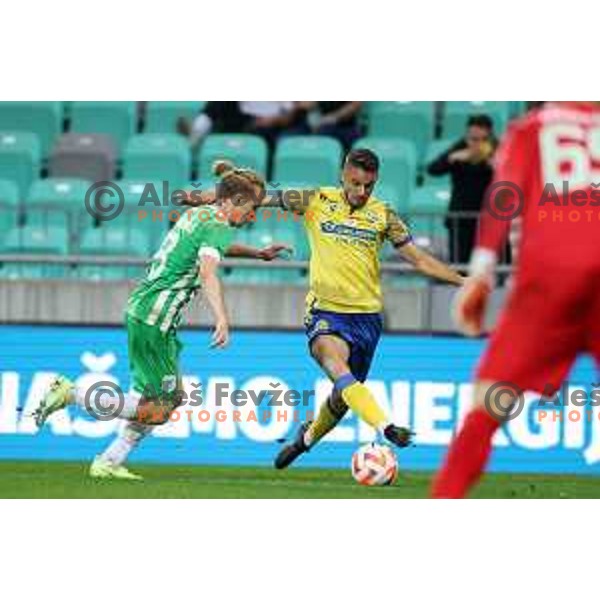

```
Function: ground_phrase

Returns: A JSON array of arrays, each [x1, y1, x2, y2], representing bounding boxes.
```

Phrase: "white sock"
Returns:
[[100, 421, 153, 466], [71, 386, 143, 420]]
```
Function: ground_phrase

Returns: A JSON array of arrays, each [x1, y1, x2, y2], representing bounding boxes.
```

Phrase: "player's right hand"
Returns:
[[211, 319, 230, 349], [452, 276, 492, 337]]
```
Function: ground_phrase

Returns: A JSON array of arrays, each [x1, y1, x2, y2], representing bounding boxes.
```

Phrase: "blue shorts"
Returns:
[[304, 308, 383, 382]]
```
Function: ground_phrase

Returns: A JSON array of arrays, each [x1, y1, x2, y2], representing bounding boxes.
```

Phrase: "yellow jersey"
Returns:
[[289, 187, 412, 313]]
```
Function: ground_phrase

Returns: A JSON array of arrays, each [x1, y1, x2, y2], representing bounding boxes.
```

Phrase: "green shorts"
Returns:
[[126, 314, 183, 400]]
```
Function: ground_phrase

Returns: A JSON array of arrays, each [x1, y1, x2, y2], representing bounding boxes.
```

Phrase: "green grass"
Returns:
[[0, 461, 599, 498]]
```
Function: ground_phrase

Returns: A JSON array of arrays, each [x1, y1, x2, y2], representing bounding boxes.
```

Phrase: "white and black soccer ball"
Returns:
[[351, 443, 398, 486]]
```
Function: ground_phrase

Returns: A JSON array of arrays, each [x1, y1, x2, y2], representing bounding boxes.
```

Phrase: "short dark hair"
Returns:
[[467, 113, 494, 131], [345, 148, 380, 174]]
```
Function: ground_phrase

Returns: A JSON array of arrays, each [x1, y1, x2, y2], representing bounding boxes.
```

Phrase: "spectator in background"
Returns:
[[177, 101, 296, 149], [426, 114, 497, 266], [290, 101, 364, 149]]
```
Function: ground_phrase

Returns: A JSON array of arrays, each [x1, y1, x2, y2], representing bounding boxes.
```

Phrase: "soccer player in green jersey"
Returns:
[[33, 162, 288, 480]]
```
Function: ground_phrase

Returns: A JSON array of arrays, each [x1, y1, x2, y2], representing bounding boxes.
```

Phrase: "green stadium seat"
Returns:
[[0, 179, 20, 242], [0, 102, 62, 158], [408, 185, 451, 216], [509, 100, 527, 118], [118, 179, 170, 249], [77, 225, 150, 281], [367, 102, 435, 160], [0, 132, 41, 197], [373, 183, 407, 213], [70, 102, 137, 154], [366, 101, 435, 118], [422, 138, 454, 188], [353, 137, 417, 208], [145, 102, 206, 133], [25, 210, 70, 234], [26, 178, 94, 237], [274, 136, 343, 186], [442, 101, 510, 139], [405, 214, 448, 259], [251, 215, 309, 259], [0, 225, 70, 279], [223, 218, 308, 285], [123, 134, 192, 184], [198, 134, 268, 179]]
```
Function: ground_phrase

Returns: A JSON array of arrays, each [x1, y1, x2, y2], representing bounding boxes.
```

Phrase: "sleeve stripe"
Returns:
[[392, 235, 413, 248]]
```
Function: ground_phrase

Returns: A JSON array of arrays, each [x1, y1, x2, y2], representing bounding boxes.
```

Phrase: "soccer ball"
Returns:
[[351, 443, 398, 486]]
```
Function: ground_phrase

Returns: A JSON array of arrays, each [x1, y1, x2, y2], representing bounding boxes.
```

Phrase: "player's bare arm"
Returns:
[[198, 252, 230, 349], [226, 243, 293, 261], [398, 243, 465, 286], [385, 205, 464, 287]]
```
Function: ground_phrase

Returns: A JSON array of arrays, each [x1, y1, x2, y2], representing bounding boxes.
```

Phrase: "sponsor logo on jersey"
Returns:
[[320, 221, 378, 242]]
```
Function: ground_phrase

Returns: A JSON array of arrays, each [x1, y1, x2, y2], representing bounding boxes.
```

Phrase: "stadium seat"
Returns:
[[70, 102, 137, 154], [62, 101, 72, 118], [408, 185, 451, 215], [77, 226, 150, 281], [144, 101, 206, 133], [26, 178, 95, 241], [509, 100, 527, 118], [373, 183, 408, 213], [0, 132, 41, 197], [252, 214, 309, 259], [49, 133, 117, 182], [366, 101, 435, 119], [0, 225, 70, 279], [123, 134, 192, 185], [198, 134, 268, 179], [0, 102, 62, 158], [0, 179, 20, 242], [273, 136, 343, 186], [367, 102, 435, 160], [422, 138, 454, 188], [117, 179, 170, 249], [223, 217, 308, 285], [442, 101, 510, 139], [353, 137, 417, 208], [406, 214, 448, 259]]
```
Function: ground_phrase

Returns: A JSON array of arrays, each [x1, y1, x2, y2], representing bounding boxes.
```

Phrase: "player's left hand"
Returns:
[[452, 276, 492, 337], [257, 244, 293, 261], [210, 318, 230, 349]]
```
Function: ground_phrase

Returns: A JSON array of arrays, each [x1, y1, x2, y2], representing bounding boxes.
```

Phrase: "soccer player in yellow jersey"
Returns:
[[271, 148, 465, 468]]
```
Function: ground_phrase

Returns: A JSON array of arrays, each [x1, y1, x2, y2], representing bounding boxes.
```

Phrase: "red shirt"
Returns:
[[476, 101, 600, 272]]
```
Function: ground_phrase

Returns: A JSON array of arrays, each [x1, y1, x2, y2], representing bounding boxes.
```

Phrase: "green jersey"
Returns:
[[127, 206, 234, 332]]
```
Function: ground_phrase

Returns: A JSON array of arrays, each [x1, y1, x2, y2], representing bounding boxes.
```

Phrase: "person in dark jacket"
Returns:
[[290, 101, 364, 150], [427, 114, 496, 265]]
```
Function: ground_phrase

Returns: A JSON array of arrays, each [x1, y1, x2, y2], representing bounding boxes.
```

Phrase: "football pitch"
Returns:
[[1, 461, 599, 498]]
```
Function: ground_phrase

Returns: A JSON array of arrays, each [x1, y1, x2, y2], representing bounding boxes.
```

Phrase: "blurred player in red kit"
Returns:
[[431, 101, 600, 498]]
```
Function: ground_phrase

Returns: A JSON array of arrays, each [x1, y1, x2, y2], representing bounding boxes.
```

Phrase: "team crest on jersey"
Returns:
[[321, 196, 339, 213], [314, 319, 331, 333]]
